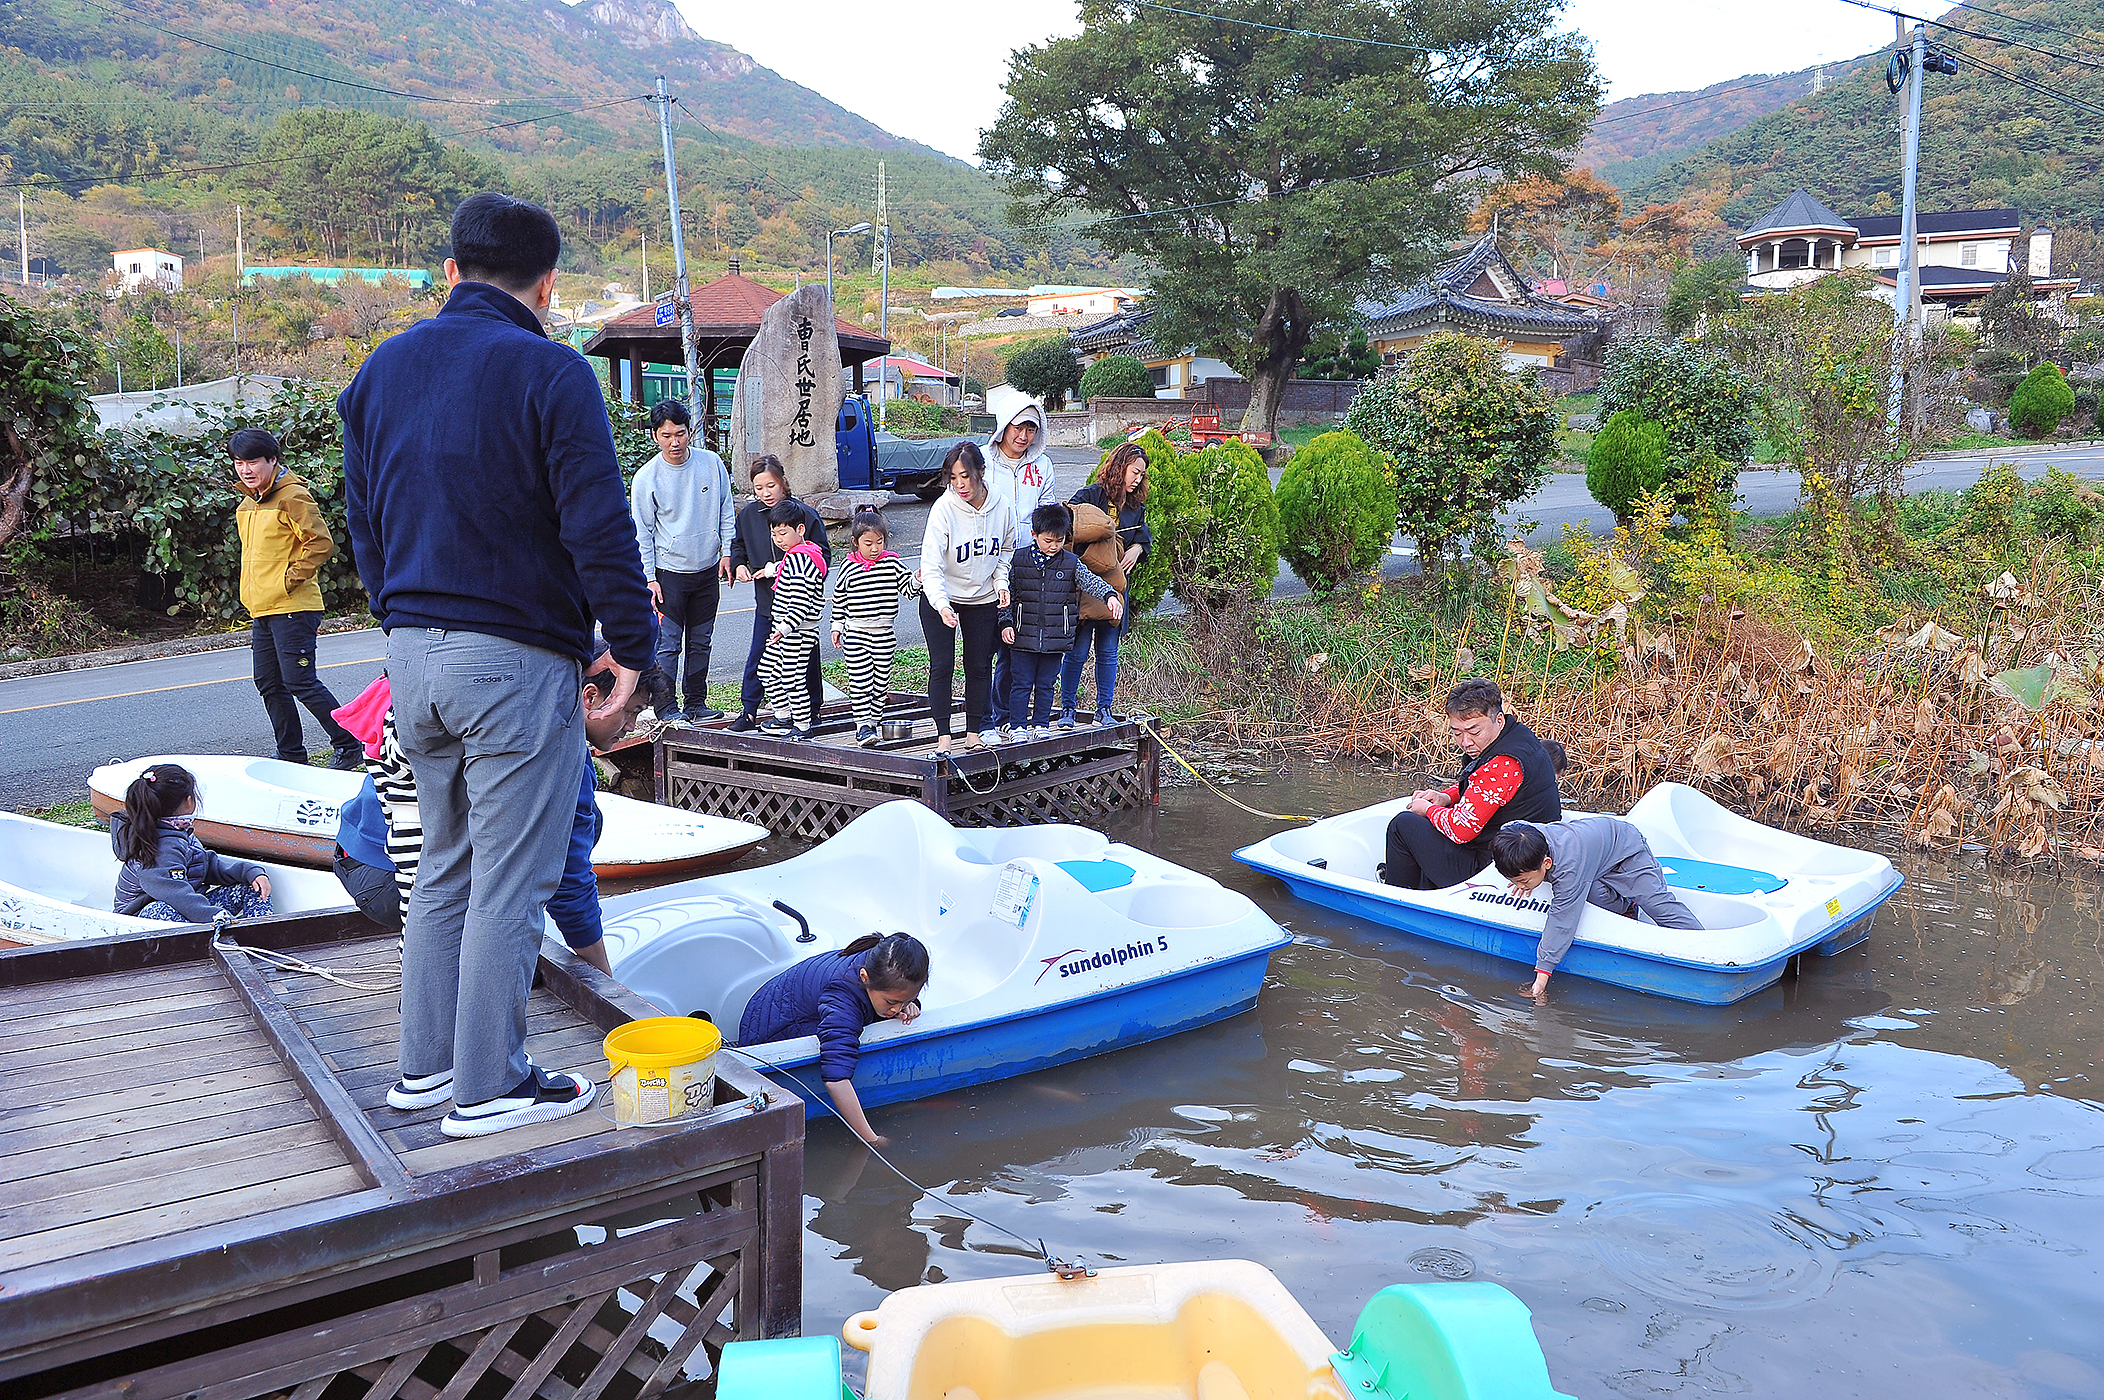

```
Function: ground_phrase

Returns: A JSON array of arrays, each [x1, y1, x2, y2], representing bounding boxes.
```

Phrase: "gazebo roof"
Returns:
[[580, 271, 890, 367], [1739, 189, 1857, 245]]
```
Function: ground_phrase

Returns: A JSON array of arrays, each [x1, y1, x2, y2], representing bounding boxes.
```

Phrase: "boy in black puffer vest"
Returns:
[[1000, 504, 1122, 740]]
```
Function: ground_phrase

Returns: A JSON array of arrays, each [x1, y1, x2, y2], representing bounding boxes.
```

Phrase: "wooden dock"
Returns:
[[1, 911, 805, 1400], [651, 694, 1161, 842]]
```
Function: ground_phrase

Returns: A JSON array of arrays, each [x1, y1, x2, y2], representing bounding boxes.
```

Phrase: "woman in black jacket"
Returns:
[[1060, 442, 1152, 726]]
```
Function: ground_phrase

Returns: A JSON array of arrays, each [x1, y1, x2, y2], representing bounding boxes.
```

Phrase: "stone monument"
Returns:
[[728, 284, 844, 497]]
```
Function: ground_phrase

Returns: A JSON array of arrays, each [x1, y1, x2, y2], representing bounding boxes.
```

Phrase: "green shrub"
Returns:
[[1585, 410, 1668, 524], [1004, 338, 1082, 408], [1596, 337, 1757, 499], [1152, 438, 1279, 608], [1077, 355, 1154, 402], [875, 400, 967, 436], [1122, 431, 1183, 615], [2009, 362, 2075, 438], [1345, 332, 1558, 569], [1275, 429, 1394, 592], [2029, 467, 2099, 544], [93, 381, 363, 621]]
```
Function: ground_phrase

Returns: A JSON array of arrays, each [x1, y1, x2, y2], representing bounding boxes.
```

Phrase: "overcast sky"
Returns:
[[675, 0, 1923, 163]]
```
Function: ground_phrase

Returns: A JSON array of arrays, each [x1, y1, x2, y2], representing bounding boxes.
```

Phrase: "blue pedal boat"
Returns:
[[1234, 782, 1901, 1005], [598, 799, 1292, 1115]]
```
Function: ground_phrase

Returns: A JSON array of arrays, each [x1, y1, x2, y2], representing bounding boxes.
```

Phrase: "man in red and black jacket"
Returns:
[[1382, 679, 1563, 890]]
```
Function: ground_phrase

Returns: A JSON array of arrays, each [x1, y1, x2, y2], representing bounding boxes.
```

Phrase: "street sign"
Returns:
[[655, 300, 676, 328]]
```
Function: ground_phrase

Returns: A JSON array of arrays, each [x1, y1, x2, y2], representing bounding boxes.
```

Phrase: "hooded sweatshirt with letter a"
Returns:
[[983, 387, 1055, 550], [920, 487, 1016, 612]]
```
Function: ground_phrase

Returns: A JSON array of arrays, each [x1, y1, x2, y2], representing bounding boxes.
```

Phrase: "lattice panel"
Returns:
[[953, 762, 1149, 828], [60, 1203, 757, 1400], [668, 773, 885, 841]]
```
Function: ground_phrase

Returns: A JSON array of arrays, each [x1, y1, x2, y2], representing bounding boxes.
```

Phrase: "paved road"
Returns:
[[3, 443, 2096, 812]]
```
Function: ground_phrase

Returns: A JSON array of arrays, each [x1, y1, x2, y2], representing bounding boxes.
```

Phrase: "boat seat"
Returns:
[[1655, 857, 1786, 896], [1056, 858, 1135, 892]]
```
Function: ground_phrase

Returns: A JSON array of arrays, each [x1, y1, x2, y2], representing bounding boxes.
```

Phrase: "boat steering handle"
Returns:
[[773, 899, 816, 943]]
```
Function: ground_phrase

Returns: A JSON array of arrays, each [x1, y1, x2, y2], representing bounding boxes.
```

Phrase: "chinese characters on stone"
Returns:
[[789, 317, 818, 448]]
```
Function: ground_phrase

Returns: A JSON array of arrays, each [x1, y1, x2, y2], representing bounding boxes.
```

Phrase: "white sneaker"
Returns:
[[386, 1068, 454, 1111], [440, 1068, 595, 1138], [980, 729, 1006, 746], [996, 724, 1014, 742], [1030, 725, 1053, 740]]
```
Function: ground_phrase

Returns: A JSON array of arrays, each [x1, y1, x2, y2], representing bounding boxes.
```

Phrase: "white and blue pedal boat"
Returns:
[[597, 799, 1292, 1116], [1234, 782, 1902, 1005]]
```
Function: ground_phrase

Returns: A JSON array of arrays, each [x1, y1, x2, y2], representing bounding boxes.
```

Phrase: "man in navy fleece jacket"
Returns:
[[340, 192, 657, 1140]]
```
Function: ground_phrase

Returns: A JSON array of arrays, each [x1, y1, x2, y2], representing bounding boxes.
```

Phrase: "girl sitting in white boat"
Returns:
[[737, 932, 929, 1145], [112, 763, 275, 924], [1489, 819, 1704, 1002]]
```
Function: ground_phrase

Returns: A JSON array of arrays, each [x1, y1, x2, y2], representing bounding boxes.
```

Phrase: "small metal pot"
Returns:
[[879, 718, 917, 743]]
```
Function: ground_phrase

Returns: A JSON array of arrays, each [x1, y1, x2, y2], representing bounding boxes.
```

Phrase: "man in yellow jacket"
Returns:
[[232, 428, 362, 769]]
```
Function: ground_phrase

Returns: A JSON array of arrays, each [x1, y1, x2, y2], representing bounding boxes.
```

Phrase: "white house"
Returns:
[[112, 247, 182, 293], [1737, 190, 2077, 310], [1069, 308, 1238, 398], [1023, 285, 1145, 318]]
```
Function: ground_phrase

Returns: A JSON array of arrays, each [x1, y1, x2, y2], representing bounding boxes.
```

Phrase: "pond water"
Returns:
[[797, 765, 2104, 1398]]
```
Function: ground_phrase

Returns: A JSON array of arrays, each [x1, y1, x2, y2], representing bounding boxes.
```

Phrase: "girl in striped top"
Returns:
[[828, 509, 921, 747], [760, 502, 829, 738]]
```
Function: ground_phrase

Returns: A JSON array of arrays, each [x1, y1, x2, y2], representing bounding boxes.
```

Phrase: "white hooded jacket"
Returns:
[[920, 484, 1016, 612], [983, 386, 1056, 549]]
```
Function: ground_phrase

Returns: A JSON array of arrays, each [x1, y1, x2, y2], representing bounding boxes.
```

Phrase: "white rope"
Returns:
[[213, 933, 403, 992]]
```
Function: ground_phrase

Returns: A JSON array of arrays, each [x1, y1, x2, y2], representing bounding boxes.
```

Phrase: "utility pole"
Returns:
[[1889, 22, 1926, 437], [653, 75, 703, 418], [641, 226, 650, 302], [876, 161, 889, 428], [235, 205, 244, 278], [18, 192, 26, 284]]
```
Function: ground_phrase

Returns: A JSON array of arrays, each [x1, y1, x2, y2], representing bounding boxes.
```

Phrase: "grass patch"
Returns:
[[21, 799, 97, 828]]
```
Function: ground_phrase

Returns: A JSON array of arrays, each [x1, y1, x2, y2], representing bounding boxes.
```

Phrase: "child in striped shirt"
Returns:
[[829, 509, 921, 747], [760, 502, 829, 739]]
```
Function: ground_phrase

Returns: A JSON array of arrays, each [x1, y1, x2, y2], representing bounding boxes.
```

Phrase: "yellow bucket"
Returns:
[[604, 1016, 722, 1126]]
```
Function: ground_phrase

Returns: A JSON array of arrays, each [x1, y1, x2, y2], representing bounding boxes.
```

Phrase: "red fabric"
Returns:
[[784, 540, 829, 578], [1427, 755, 1523, 843], [844, 549, 899, 571], [329, 674, 392, 759]]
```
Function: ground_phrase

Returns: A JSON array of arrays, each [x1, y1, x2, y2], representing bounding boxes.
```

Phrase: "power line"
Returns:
[[1937, 0, 2104, 58], [68, 0, 505, 105], [1944, 48, 2104, 122], [1832, 0, 2104, 70]]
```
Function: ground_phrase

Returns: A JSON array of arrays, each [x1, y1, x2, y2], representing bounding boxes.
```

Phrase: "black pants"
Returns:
[[252, 611, 353, 762], [739, 586, 823, 721], [920, 597, 999, 737], [991, 642, 1014, 726], [1383, 811, 1493, 890], [655, 568, 721, 712], [332, 846, 403, 930]]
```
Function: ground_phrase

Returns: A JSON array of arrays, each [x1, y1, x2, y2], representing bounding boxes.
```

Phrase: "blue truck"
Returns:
[[833, 394, 980, 500]]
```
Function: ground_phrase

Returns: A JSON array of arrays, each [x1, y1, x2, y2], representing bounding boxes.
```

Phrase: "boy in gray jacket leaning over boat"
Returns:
[[630, 399, 736, 722], [1489, 818, 1703, 1001]]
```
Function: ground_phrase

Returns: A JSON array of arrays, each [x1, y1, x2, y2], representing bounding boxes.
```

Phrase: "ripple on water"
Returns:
[[1405, 1247, 1475, 1280], [1583, 1194, 1837, 1310]]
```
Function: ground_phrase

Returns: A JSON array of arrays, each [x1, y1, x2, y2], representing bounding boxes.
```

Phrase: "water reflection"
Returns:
[[800, 767, 2104, 1398]]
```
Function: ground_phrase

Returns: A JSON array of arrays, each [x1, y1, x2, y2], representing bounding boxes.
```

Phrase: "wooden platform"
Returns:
[[651, 693, 1161, 841], [0, 912, 804, 1400]]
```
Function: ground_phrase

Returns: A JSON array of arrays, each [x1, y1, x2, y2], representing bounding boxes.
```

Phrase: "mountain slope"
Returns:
[[0, 0, 931, 154], [1583, 66, 1830, 191], [1630, 0, 2104, 242]]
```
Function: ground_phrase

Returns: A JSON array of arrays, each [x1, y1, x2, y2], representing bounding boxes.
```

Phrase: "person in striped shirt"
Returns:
[[759, 503, 829, 739], [829, 509, 920, 747]]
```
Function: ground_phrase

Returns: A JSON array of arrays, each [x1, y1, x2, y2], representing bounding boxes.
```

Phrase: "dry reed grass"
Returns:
[[1130, 555, 2104, 865]]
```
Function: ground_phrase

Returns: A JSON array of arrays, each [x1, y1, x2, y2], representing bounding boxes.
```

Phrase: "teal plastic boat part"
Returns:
[[1055, 857, 1137, 891], [1329, 1282, 1576, 1400], [716, 1335, 854, 1400], [1655, 857, 1786, 895]]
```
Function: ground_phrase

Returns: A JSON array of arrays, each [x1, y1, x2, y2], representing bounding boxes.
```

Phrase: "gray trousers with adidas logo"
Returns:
[[387, 628, 584, 1107]]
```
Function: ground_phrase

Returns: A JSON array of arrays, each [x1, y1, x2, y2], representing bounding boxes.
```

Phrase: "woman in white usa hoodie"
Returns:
[[919, 442, 1015, 752]]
